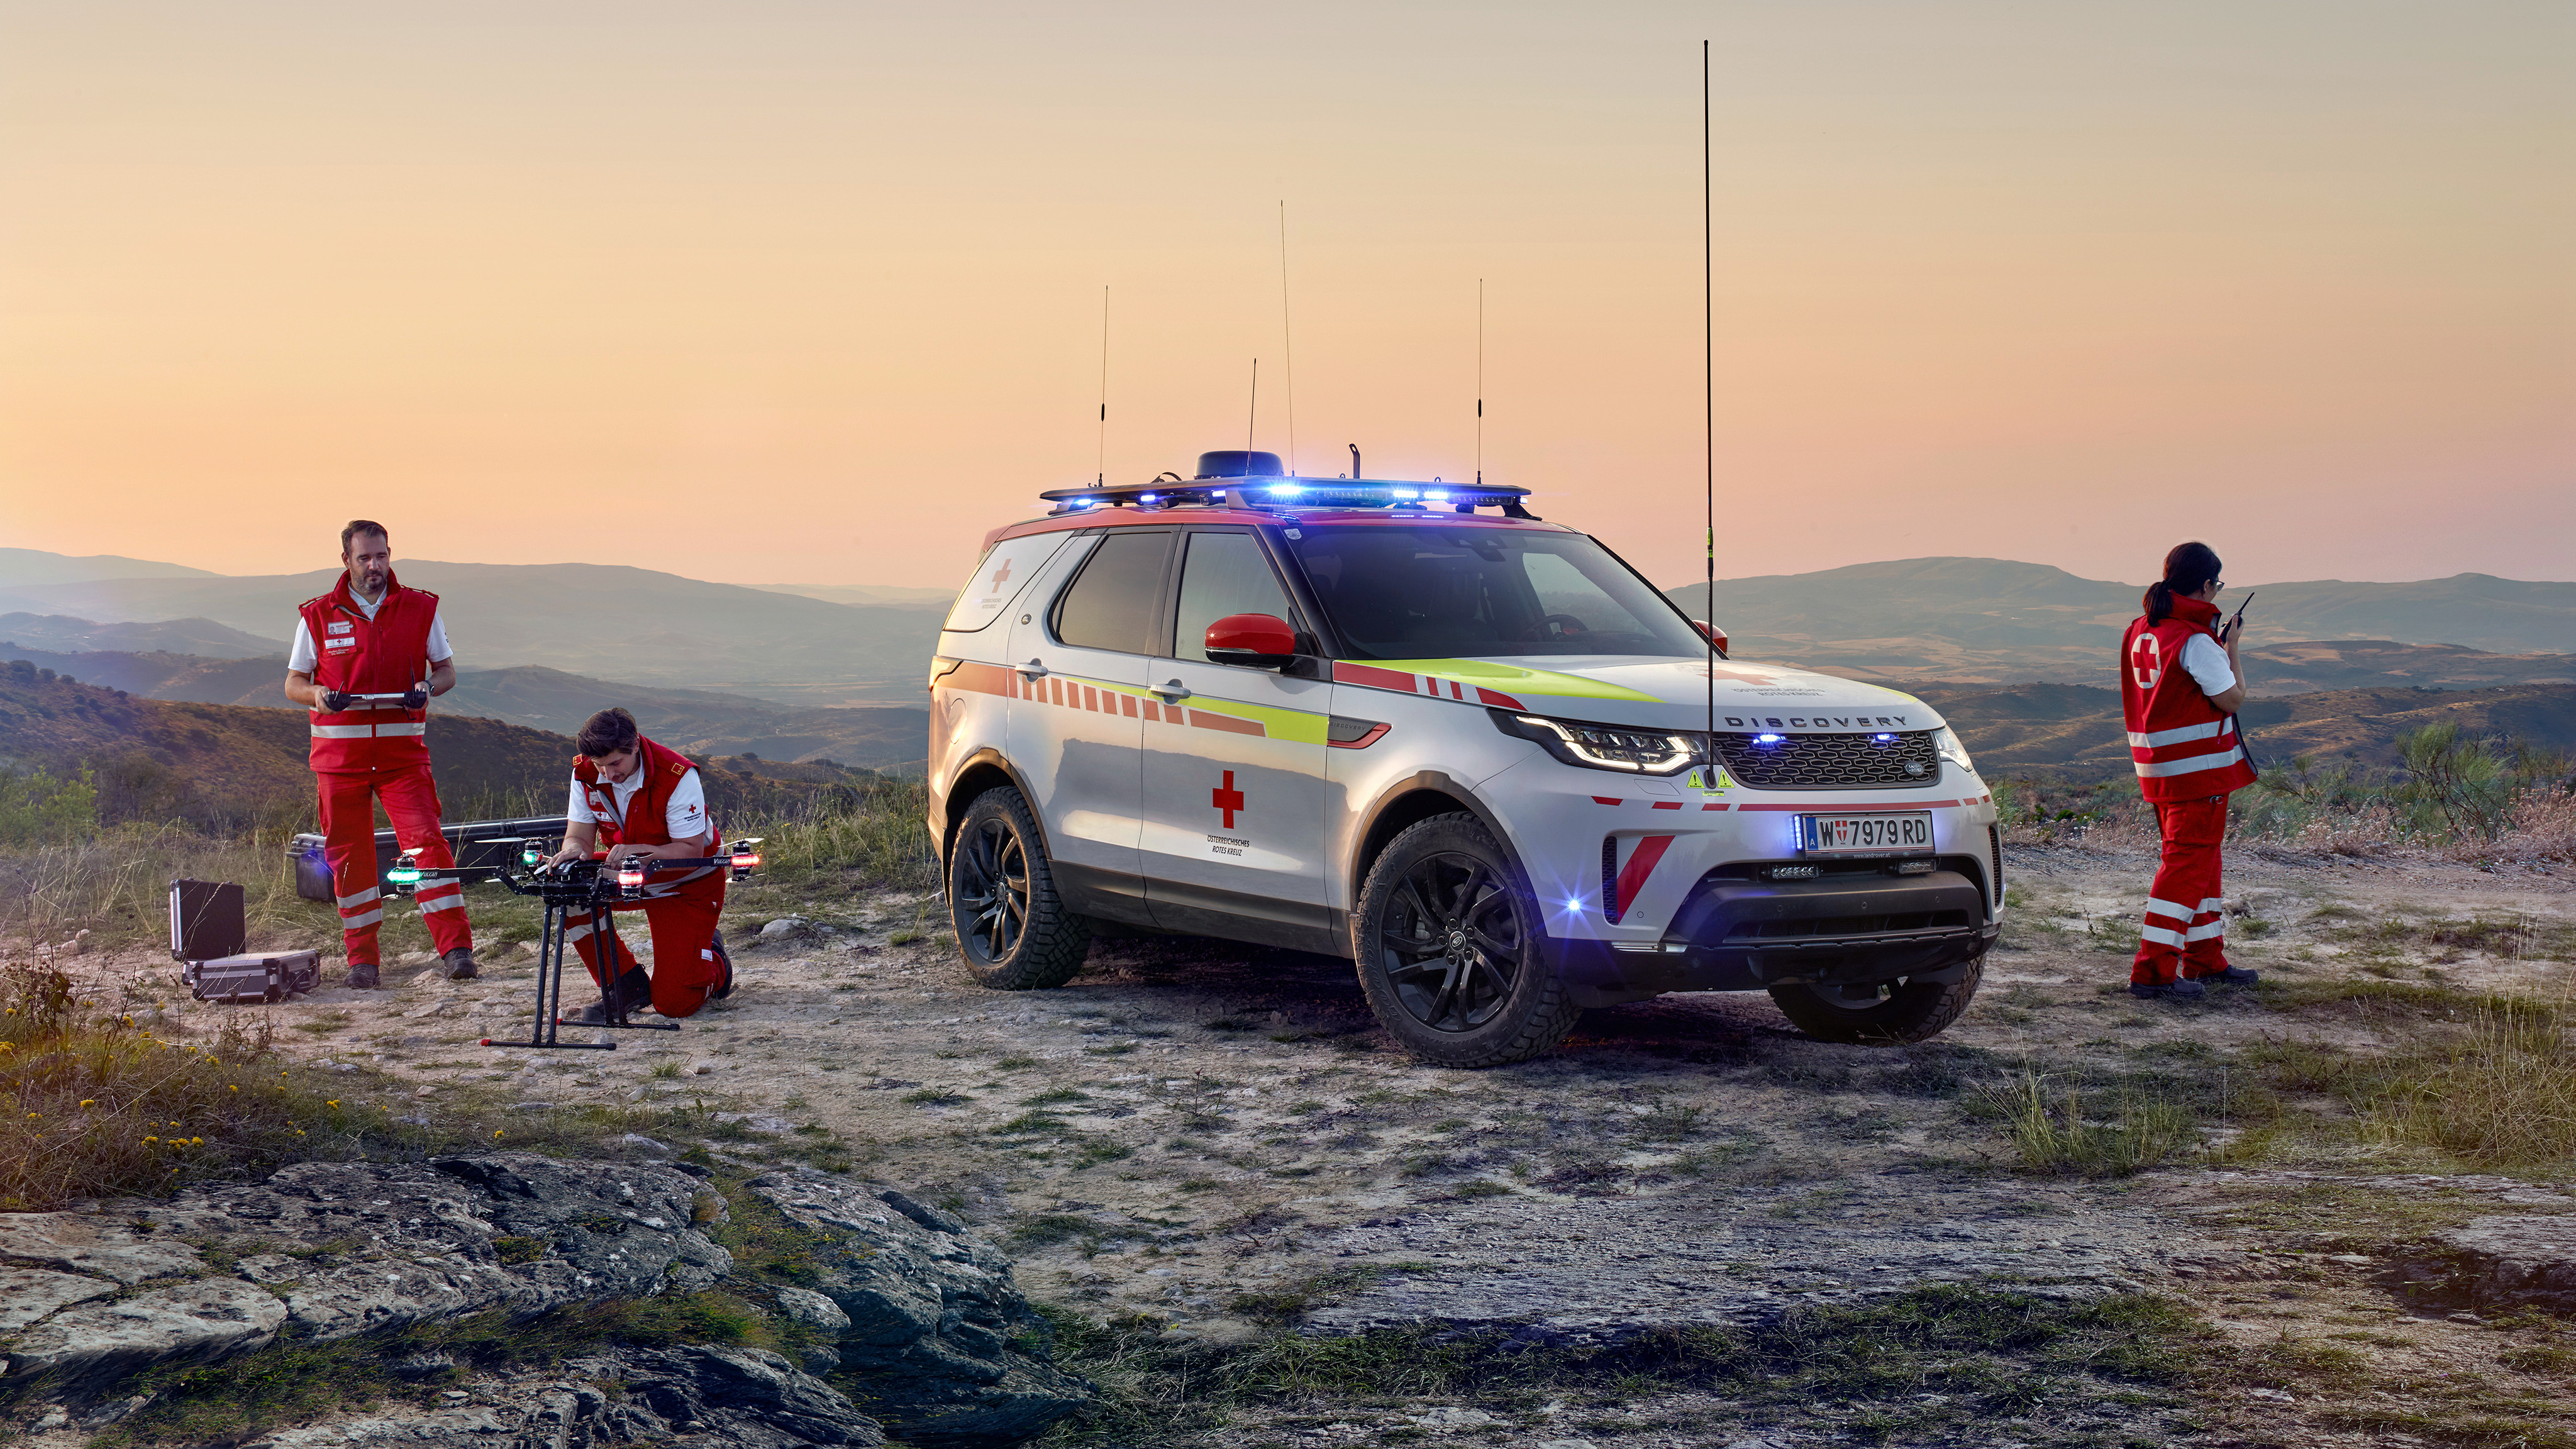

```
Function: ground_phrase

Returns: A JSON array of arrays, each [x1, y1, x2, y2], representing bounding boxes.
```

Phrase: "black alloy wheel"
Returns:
[[1354, 813, 1579, 1067], [949, 787, 1089, 990]]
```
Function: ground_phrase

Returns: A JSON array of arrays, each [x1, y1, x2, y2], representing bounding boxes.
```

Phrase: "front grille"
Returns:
[[1728, 909, 1974, 940], [1711, 731, 1941, 791]]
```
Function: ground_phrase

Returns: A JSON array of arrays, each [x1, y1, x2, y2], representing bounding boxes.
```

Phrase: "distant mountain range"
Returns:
[[0, 548, 221, 587], [746, 582, 955, 611], [0, 611, 286, 658], [1666, 558, 2576, 685], [0, 560, 944, 704]]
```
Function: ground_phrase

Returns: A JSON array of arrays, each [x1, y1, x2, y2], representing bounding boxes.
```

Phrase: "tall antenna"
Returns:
[[1477, 279, 1485, 486], [1702, 39, 1718, 759], [1247, 358, 1259, 454], [1096, 286, 1110, 486], [1279, 202, 1297, 476]]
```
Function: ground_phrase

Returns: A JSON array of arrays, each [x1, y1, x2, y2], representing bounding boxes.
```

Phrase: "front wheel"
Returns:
[[1767, 955, 1984, 1045], [1353, 814, 1579, 1069], [949, 787, 1089, 990]]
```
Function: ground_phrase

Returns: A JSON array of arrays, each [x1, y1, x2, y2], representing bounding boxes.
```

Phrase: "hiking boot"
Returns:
[[2193, 965, 2260, 987], [2129, 978, 2207, 1001], [347, 961, 380, 990], [567, 968, 653, 1025], [439, 947, 478, 981], [709, 930, 735, 1000]]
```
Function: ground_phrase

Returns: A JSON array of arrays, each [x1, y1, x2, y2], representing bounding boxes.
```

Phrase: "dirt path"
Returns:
[[31, 842, 2576, 1445]]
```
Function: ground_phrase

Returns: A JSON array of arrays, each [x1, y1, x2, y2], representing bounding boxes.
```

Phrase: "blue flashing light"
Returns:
[[1269, 483, 1305, 497], [1424, 489, 1450, 502], [1138, 492, 1159, 502], [1873, 732, 1897, 741], [1391, 488, 1419, 499], [1753, 733, 1785, 745]]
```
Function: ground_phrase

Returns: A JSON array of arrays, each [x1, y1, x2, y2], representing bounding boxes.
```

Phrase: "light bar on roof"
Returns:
[[1036, 477, 1533, 516]]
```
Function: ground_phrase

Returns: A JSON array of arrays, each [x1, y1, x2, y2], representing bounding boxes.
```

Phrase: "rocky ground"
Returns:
[[13, 840, 2576, 1446]]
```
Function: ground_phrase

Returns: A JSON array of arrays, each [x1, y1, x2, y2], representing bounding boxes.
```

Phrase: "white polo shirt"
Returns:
[[2180, 633, 2236, 697], [568, 763, 709, 842]]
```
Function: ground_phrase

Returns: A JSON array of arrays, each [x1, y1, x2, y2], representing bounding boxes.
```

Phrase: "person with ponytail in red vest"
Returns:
[[541, 708, 735, 1023], [284, 520, 475, 990], [2120, 541, 2261, 1000]]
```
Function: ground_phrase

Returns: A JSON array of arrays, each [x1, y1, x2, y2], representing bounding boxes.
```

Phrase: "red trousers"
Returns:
[[567, 882, 726, 1019], [318, 766, 471, 967], [2133, 794, 2230, 985]]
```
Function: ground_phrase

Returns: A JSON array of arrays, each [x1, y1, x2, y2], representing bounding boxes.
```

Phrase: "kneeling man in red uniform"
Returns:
[[545, 708, 734, 1023], [285, 519, 474, 989]]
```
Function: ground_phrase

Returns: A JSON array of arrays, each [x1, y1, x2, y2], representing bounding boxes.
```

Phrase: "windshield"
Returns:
[[1282, 525, 1704, 660]]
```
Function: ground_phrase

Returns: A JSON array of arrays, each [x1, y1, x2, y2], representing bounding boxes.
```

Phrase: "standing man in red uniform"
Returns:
[[2119, 541, 2260, 1000], [284, 520, 475, 989], [543, 708, 733, 1023]]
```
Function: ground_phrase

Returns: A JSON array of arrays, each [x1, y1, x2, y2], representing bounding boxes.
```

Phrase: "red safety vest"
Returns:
[[574, 735, 722, 899], [299, 570, 439, 773], [2119, 595, 2257, 801]]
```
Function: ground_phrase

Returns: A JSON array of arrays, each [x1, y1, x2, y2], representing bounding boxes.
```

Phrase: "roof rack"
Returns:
[[1038, 476, 1538, 519]]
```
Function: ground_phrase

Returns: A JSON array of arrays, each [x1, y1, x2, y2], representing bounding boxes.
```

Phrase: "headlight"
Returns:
[[1935, 726, 1977, 775], [1492, 710, 1699, 776]]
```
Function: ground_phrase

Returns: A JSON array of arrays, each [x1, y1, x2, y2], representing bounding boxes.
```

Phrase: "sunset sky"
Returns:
[[3, 1, 2568, 592]]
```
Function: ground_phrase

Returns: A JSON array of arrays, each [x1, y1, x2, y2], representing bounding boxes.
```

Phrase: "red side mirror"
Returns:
[[1693, 619, 1729, 655], [1206, 613, 1299, 668]]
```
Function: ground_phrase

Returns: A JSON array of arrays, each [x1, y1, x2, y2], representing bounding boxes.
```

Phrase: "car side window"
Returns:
[[1048, 530, 1171, 654], [1173, 531, 1300, 662]]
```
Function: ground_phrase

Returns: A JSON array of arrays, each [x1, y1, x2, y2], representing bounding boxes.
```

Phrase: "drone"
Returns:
[[381, 836, 763, 1051]]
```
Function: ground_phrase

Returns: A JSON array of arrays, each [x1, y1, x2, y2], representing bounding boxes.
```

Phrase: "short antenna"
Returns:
[[1279, 201, 1297, 477], [1096, 286, 1110, 486]]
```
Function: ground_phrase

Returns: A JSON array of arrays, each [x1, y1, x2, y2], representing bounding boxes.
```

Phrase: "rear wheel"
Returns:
[[1766, 955, 1984, 1045], [950, 787, 1089, 990], [1353, 814, 1578, 1068]]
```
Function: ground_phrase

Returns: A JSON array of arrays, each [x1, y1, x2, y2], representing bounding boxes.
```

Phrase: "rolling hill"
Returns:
[[1668, 558, 2576, 684], [0, 611, 287, 658], [0, 660, 897, 829], [1910, 679, 2576, 784], [747, 582, 955, 611], [0, 643, 929, 772], [0, 549, 222, 588]]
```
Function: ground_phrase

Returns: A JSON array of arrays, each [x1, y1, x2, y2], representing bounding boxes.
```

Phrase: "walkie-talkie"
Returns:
[[2224, 590, 2255, 642]]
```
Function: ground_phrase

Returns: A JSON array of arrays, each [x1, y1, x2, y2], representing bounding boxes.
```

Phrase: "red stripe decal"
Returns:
[[1449, 680, 1465, 700], [1050, 679, 1064, 706], [1121, 694, 1138, 718], [1082, 686, 1098, 712], [1140, 701, 1158, 723], [1736, 802, 1952, 812], [1613, 835, 1677, 918], [1591, 796, 1622, 806], [1332, 661, 1417, 692], [1475, 687, 1526, 709], [1187, 709, 1265, 737], [1702, 803, 1727, 811], [1650, 801, 1682, 811]]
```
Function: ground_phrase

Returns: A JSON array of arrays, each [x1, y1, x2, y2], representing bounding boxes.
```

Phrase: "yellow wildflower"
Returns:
[[327, 1100, 340, 1108], [494, 1129, 504, 1138], [79, 1100, 94, 1108], [144, 1136, 159, 1143]]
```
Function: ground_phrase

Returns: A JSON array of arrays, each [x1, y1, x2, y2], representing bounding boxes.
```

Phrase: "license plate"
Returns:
[[1796, 811, 1934, 855]]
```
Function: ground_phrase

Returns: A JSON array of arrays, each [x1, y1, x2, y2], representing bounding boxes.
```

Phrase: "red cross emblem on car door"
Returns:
[[1212, 771, 1245, 829]]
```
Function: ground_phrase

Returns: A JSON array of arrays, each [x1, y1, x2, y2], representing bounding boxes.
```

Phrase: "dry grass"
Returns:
[[2366, 1000, 2576, 1172], [1987, 1069, 2199, 1177]]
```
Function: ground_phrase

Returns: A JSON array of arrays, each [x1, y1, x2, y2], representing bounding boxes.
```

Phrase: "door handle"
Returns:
[[1150, 679, 1191, 701], [1016, 659, 1049, 680]]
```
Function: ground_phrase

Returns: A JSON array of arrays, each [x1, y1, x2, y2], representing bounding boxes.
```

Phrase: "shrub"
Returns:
[[0, 764, 99, 847]]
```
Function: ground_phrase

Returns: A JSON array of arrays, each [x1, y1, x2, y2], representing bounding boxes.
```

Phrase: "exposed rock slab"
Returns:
[[0, 1212, 209, 1284], [748, 1176, 1090, 1447], [7, 1277, 290, 1401], [2426, 1214, 2576, 1312], [0, 1267, 119, 1333], [1305, 1179, 2179, 1345]]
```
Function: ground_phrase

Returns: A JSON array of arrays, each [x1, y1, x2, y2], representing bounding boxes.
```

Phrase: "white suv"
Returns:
[[927, 453, 2001, 1067]]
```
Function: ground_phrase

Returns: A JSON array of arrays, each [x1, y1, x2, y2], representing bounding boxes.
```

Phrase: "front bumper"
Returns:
[[1543, 861, 1996, 1006]]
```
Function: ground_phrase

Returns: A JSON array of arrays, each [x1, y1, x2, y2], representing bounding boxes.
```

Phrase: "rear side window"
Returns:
[[1049, 530, 1171, 654], [1173, 531, 1301, 662], [945, 533, 1073, 632]]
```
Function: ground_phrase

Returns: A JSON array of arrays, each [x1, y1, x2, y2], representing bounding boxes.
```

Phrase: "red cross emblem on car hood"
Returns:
[[1212, 770, 1245, 830]]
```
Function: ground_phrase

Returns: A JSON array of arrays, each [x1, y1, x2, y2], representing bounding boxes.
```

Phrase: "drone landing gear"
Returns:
[[480, 901, 680, 1051]]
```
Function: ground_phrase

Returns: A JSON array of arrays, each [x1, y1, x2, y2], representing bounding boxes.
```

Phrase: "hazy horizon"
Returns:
[[4, 2, 2567, 590]]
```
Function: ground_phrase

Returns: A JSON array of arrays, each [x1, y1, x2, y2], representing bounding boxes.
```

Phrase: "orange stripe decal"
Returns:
[[1187, 709, 1265, 738]]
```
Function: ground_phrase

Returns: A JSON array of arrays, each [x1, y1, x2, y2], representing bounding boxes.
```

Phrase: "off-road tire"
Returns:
[[1353, 813, 1579, 1068], [1766, 953, 1984, 1045], [950, 786, 1089, 991]]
